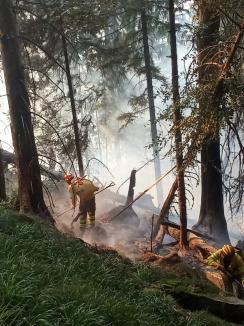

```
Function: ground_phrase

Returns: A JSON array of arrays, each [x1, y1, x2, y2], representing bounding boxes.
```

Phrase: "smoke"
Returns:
[[1, 19, 243, 248], [52, 183, 157, 260]]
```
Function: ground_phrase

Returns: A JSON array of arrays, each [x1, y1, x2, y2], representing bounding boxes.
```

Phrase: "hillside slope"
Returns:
[[0, 208, 236, 325]]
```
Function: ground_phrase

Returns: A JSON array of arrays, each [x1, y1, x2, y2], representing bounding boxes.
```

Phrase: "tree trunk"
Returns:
[[141, 8, 163, 205], [61, 26, 84, 176], [193, 1, 230, 244], [195, 137, 230, 243], [0, 142, 6, 201], [168, 0, 188, 249], [125, 169, 136, 206], [0, 0, 52, 220]]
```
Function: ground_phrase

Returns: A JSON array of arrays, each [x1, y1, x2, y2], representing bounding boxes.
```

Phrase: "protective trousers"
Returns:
[[76, 197, 96, 229]]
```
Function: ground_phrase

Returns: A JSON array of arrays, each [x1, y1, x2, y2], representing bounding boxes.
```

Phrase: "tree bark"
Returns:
[[168, 0, 188, 249], [0, 143, 6, 201], [0, 0, 52, 220], [0, 148, 63, 181], [141, 8, 163, 205], [193, 1, 230, 244], [153, 179, 178, 238], [195, 137, 230, 243], [61, 25, 84, 176], [126, 169, 136, 206]]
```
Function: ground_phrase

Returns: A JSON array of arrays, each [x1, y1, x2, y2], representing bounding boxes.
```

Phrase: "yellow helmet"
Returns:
[[221, 245, 235, 256]]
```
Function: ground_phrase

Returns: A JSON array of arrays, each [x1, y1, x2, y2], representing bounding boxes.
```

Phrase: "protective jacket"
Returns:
[[68, 177, 99, 209], [208, 249, 244, 286]]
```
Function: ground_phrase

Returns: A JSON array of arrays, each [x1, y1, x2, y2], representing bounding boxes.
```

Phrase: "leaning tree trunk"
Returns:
[[0, 142, 6, 201], [169, 0, 188, 249], [0, 0, 52, 220], [61, 23, 84, 176], [193, 2, 229, 244], [153, 179, 178, 240], [141, 8, 163, 205]]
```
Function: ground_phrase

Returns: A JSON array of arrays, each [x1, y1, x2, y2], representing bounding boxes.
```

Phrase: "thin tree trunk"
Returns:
[[193, 1, 230, 244], [61, 25, 84, 176], [169, 0, 187, 249], [0, 0, 52, 220], [141, 8, 163, 205], [0, 142, 6, 201]]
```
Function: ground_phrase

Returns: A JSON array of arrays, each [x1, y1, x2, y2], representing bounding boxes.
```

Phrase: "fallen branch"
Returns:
[[161, 220, 214, 241], [110, 165, 177, 220], [1, 148, 63, 180], [95, 182, 115, 195]]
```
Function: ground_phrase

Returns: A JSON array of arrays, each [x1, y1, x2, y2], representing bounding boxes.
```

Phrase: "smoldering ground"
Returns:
[[51, 182, 160, 260]]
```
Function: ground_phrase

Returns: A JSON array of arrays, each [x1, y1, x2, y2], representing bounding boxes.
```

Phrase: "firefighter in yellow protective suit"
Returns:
[[64, 173, 99, 230], [208, 244, 244, 297]]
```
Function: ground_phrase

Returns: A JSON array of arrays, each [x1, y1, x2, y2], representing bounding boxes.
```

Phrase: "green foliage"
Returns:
[[0, 208, 229, 325], [0, 193, 19, 211]]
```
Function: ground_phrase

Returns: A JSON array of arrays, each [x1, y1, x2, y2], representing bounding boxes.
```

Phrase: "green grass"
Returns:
[[0, 208, 234, 326]]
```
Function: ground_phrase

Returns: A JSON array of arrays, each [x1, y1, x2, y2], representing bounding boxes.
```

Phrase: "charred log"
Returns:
[[104, 205, 140, 227], [126, 169, 136, 206]]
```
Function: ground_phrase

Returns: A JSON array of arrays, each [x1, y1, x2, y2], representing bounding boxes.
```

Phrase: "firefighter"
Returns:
[[64, 173, 99, 230], [208, 244, 244, 297]]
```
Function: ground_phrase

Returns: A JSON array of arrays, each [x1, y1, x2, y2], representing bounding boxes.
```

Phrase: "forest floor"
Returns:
[[0, 207, 243, 325]]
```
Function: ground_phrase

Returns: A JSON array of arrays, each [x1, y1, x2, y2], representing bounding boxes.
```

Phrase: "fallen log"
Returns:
[[162, 220, 214, 241], [153, 221, 235, 293], [154, 217, 215, 251], [101, 205, 140, 227], [160, 222, 216, 258], [1, 148, 64, 181], [157, 284, 244, 324]]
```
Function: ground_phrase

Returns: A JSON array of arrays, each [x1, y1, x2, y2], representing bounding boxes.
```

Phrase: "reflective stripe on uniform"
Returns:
[[87, 220, 95, 226], [80, 217, 87, 228], [208, 249, 223, 266]]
